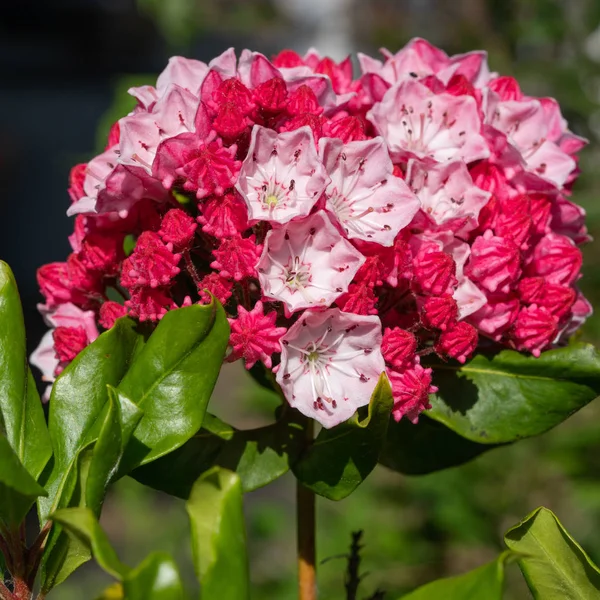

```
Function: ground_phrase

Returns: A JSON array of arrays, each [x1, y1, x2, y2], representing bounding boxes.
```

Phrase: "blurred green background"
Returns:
[[43, 0, 600, 598]]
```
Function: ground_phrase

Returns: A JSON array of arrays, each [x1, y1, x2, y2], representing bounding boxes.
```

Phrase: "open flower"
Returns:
[[276, 308, 385, 428], [257, 211, 365, 315], [236, 125, 329, 224], [319, 136, 420, 246]]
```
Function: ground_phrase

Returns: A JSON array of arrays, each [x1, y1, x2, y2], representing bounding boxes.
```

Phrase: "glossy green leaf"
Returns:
[[426, 344, 600, 444], [504, 507, 600, 599], [400, 551, 516, 599], [123, 553, 186, 600], [50, 507, 129, 580], [186, 467, 249, 600], [0, 261, 52, 481], [379, 414, 500, 475], [0, 435, 47, 528], [118, 301, 230, 470], [131, 412, 303, 497], [41, 376, 142, 590], [39, 317, 142, 521], [292, 374, 393, 500]]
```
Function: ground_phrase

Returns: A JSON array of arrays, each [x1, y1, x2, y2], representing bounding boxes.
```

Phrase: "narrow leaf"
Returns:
[[50, 507, 129, 580], [0, 435, 47, 528], [504, 507, 600, 599], [426, 344, 600, 444], [118, 301, 230, 470], [186, 467, 249, 600], [292, 374, 393, 500], [400, 551, 516, 599], [0, 261, 52, 480]]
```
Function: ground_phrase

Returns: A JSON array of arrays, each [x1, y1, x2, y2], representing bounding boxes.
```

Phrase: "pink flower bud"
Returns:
[[421, 295, 458, 331], [99, 301, 127, 329], [511, 305, 558, 357], [435, 321, 478, 363], [53, 326, 89, 363], [382, 327, 417, 370], [158, 208, 198, 251]]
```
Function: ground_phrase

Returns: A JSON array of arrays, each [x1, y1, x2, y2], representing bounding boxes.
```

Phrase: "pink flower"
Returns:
[[485, 93, 576, 187], [319, 137, 420, 246], [228, 301, 287, 369], [154, 131, 241, 200], [276, 308, 385, 429], [382, 327, 417, 370], [257, 211, 365, 315], [406, 159, 490, 233], [550, 196, 590, 245], [99, 301, 128, 329], [388, 362, 436, 424], [421, 295, 458, 331], [360, 38, 491, 88], [412, 245, 457, 296], [30, 303, 100, 400], [527, 232, 582, 286], [129, 56, 208, 107], [367, 79, 489, 164], [511, 305, 558, 357], [235, 125, 329, 224], [211, 234, 262, 281], [158, 208, 198, 250], [119, 86, 200, 173], [125, 287, 176, 322], [197, 273, 233, 305], [120, 232, 181, 290], [435, 321, 478, 363], [197, 191, 249, 238], [465, 231, 521, 294], [468, 295, 520, 341]]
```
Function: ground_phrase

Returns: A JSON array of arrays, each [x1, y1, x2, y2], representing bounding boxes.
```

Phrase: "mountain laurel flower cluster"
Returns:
[[31, 40, 591, 427]]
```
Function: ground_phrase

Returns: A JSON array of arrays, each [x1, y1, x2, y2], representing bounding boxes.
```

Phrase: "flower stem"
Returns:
[[297, 418, 316, 600]]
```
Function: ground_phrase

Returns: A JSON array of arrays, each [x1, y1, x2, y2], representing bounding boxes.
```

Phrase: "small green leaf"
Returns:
[[0, 261, 52, 481], [50, 507, 129, 580], [0, 435, 47, 528], [186, 467, 249, 600], [122, 553, 186, 600], [426, 344, 600, 444], [39, 318, 143, 521], [399, 551, 516, 599], [131, 413, 303, 497], [379, 414, 500, 475], [504, 507, 600, 599], [292, 374, 393, 500], [118, 301, 230, 470]]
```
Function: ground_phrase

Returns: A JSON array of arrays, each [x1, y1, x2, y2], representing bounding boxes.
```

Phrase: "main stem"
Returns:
[[297, 418, 316, 600]]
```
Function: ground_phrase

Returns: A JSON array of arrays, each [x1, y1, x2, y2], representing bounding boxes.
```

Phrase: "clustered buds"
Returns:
[[32, 41, 591, 428]]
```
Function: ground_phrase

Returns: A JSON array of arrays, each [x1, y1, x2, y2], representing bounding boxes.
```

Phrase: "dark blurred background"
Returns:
[[2, 1, 600, 598]]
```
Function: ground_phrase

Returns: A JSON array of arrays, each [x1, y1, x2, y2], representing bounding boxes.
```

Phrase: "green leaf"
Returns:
[[51, 509, 186, 599], [0, 435, 47, 528], [426, 344, 600, 444], [504, 507, 600, 599], [186, 467, 249, 600], [0, 261, 52, 481], [292, 374, 393, 500], [399, 551, 516, 599], [118, 301, 229, 470], [379, 414, 500, 475], [131, 413, 303, 497], [39, 317, 143, 521], [50, 507, 129, 580], [122, 553, 186, 600]]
